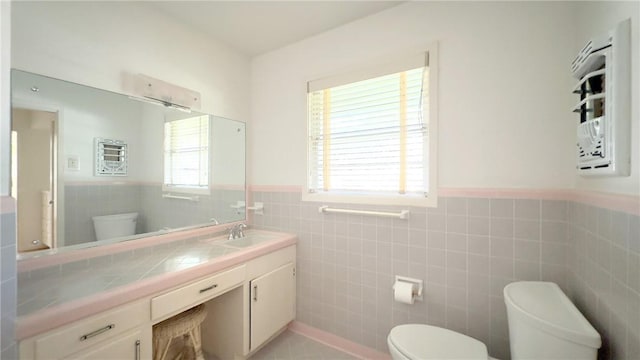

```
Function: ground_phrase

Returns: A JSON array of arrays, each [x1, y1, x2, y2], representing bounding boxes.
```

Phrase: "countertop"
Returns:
[[16, 229, 297, 340]]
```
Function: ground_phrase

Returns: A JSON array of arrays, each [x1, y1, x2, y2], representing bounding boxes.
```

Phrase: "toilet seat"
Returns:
[[388, 324, 488, 359]]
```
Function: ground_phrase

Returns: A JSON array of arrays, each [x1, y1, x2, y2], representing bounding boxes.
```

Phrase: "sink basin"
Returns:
[[220, 233, 279, 248]]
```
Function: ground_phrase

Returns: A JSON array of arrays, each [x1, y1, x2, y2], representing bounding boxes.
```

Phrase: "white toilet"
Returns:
[[92, 212, 139, 241], [388, 324, 488, 359], [387, 281, 601, 360]]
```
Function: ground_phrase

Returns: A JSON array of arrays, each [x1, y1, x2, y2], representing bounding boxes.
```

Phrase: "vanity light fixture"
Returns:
[[126, 73, 201, 112], [128, 95, 192, 113]]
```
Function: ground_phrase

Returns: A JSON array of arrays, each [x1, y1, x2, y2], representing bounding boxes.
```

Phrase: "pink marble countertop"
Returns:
[[16, 229, 297, 340]]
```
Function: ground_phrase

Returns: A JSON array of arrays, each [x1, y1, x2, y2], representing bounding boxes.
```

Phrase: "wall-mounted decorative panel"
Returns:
[[572, 19, 631, 176]]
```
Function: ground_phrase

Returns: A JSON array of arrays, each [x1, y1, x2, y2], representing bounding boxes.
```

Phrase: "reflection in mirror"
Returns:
[[11, 70, 246, 256]]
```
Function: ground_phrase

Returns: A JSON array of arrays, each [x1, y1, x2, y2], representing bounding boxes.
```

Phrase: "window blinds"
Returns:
[[164, 115, 210, 190], [308, 56, 429, 197]]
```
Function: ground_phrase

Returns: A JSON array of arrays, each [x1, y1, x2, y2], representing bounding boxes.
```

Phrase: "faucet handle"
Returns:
[[237, 223, 247, 237], [228, 223, 247, 240], [227, 225, 237, 240]]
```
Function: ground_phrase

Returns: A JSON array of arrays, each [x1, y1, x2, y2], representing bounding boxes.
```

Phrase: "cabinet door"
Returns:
[[65, 328, 149, 360], [250, 262, 295, 350]]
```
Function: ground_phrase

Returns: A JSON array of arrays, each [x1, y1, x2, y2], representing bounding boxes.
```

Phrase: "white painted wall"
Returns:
[[573, 1, 640, 196], [11, 1, 251, 122], [250, 1, 578, 190]]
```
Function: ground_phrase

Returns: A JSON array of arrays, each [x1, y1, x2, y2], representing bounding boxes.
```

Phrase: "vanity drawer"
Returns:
[[151, 265, 245, 320], [33, 300, 149, 360]]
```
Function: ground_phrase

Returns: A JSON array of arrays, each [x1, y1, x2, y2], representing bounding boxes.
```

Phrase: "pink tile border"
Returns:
[[288, 321, 391, 360], [248, 184, 303, 192], [567, 189, 640, 216], [248, 185, 639, 216], [438, 187, 570, 200], [65, 180, 244, 190], [1, 195, 16, 214]]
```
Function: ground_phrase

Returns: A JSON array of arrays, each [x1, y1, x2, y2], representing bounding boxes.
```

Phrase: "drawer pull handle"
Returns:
[[253, 285, 258, 301], [199, 284, 218, 293], [79, 324, 115, 341], [135, 340, 141, 360]]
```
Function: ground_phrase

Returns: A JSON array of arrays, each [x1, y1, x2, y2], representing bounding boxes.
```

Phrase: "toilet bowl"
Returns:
[[92, 212, 138, 241], [388, 324, 488, 359], [388, 281, 600, 360]]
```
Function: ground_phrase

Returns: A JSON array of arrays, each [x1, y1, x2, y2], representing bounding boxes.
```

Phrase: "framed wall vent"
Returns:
[[94, 138, 128, 176], [571, 19, 630, 176]]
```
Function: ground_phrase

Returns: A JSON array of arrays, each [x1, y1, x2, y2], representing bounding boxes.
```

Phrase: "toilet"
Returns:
[[388, 324, 488, 359], [387, 281, 601, 360], [504, 281, 601, 359], [92, 212, 139, 241]]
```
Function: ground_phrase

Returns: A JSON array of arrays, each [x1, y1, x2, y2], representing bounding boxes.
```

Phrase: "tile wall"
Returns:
[[249, 191, 570, 359], [64, 184, 244, 245], [1, 198, 17, 359], [566, 203, 640, 360], [64, 184, 142, 245]]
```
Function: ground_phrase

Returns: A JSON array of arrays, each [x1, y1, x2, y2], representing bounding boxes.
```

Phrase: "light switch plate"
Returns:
[[66, 155, 79, 171]]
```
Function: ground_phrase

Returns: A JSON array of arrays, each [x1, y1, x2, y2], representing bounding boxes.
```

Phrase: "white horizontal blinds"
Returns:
[[308, 64, 428, 196], [164, 115, 209, 189]]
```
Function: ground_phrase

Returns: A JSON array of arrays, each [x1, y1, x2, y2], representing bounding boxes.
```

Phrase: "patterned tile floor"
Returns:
[[248, 330, 358, 360]]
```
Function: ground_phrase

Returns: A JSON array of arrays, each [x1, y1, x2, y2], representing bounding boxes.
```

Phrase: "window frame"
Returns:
[[162, 114, 212, 196], [302, 45, 438, 207]]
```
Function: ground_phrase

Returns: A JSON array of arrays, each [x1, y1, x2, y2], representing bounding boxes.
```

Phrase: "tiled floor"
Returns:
[[249, 330, 358, 360]]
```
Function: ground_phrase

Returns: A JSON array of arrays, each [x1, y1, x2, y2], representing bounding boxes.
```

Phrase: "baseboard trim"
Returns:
[[288, 321, 391, 360]]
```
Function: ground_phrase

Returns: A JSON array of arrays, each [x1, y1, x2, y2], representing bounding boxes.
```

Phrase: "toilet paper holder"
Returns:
[[394, 275, 423, 302]]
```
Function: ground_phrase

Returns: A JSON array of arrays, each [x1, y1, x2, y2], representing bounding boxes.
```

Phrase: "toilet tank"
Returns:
[[504, 281, 601, 360], [92, 212, 138, 241]]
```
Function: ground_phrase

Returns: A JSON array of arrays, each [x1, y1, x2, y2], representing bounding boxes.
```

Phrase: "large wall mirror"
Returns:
[[11, 70, 246, 257]]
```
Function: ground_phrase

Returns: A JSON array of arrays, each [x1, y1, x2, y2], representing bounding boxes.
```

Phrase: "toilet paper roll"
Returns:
[[394, 281, 415, 304]]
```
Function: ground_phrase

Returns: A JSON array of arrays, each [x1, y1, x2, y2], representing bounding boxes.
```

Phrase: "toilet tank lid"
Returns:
[[388, 324, 487, 360], [92, 212, 139, 221], [504, 281, 601, 348]]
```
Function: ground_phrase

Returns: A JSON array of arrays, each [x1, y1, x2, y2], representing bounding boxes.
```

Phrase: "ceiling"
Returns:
[[149, 1, 403, 57]]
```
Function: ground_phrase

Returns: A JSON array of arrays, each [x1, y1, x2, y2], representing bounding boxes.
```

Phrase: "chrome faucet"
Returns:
[[228, 223, 247, 240]]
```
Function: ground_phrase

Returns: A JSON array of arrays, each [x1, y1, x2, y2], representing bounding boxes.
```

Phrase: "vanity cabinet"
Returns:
[[151, 265, 246, 322], [250, 262, 296, 350], [19, 300, 151, 360], [70, 328, 150, 360], [19, 241, 297, 360]]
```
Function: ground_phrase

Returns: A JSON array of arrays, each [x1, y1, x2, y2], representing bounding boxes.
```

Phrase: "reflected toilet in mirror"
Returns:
[[92, 212, 139, 241]]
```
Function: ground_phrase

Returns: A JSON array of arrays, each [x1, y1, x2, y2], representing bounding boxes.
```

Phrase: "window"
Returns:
[[305, 50, 437, 206], [163, 115, 210, 194]]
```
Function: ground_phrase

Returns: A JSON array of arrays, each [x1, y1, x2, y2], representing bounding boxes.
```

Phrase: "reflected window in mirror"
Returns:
[[163, 115, 211, 194]]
